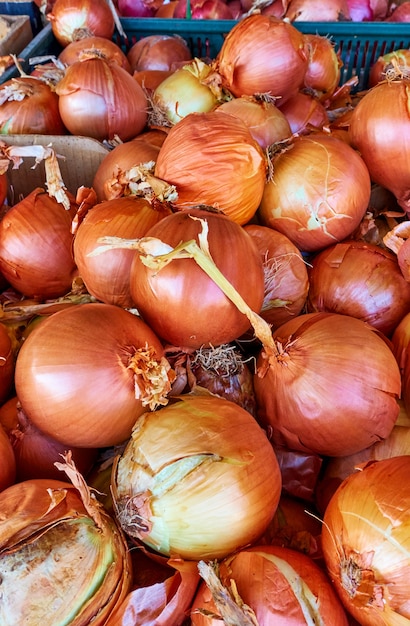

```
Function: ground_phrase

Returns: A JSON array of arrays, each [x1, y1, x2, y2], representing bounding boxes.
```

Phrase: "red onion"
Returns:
[[117, 0, 162, 16], [285, 0, 351, 20]]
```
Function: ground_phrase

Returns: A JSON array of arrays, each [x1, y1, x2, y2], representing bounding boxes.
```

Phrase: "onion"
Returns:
[[133, 69, 174, 92], [302, 33, 342, 100], [0, 187, 78, 299], [55, 56, 148, 142], [214, 14, 308, 102], [173, 0, 235, 17], [127, 34, 192, 73], [258, 133, 372, 252], [273, 445, 323, 502], [0, 322, 14, 407], [117, 0, 162, 16], [306, 240, 410, 337], [155, 1, 178, 15], [0, 423, 15, 492], [369, 48, 410, 87], [14, 302, 174, 448], [244, 224, 309, 329], [278, 91, 329, 134], [0, 457, 132, 624], [191, 547, 349, 625], [322, 456, 410, 625], [215, 94, 292, 150], [92, 130, 167, 202], [253, 312, 401, 457], [47, 0, 115, 47], [73, 196, 172, 308], [111, 393, 282, 560], [58, 35, 132, 72], [285, 0, 351, 20], [346, 0, 373, 19], [0, 77, 66, 135], [349, 78, 410, 216], [386, 0, 410, 20], [128, 208, 265, 349], [0, 172, 7, 207], [154, 111, 267, 225]]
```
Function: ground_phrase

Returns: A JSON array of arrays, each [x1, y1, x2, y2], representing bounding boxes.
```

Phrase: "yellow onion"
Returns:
[[154, 111, 267, 225], [214, 14, 308, 102], [0, 456, 132, 625], [215, 94, 292, 150], [127, 34, 192, 72], [322, 456, 410, 625], [47, 0, 115, 47], [58, 35, 132, 72], [111, 394, 282, 561], [302, 33, 342, 100], [191, 547, 349, 625], [254, 312, 401, 457], [258, 133, 371, 252]]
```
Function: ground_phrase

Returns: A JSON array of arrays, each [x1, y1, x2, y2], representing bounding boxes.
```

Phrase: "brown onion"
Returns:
[[0, 77, 66, 135], [58, 35, 132, 72], [127, 34, 192, 73], [0, 423, 15, 492], [56, 56, 148, 142], [278, 91, 329, 135], [215, 14, 308, 103], [244, 224, 309, 329], [154, 111, 267, 225], [0, 187, 78, 299], [254, 312, 401, 457], [386, 1, 410, 20], [349, 78, 410, 216], [47, 0, 115, 47], [322, 456, 410, 625], [73, 196, 172, 308], [258, 133, 371, 252], [302, 33, 342, 100], [14, 302, 173, 448], [129, 208, 265, 349], [0, 322, 14, 407], [191, 546, 349, 625], [306, 240, 410, 337], [369, 49, 410, 87]]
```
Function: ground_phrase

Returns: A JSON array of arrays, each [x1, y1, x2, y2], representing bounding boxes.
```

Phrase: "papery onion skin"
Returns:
[[0, 187, 78, 299], [58, 36, 132, 72], [306, 240, 410, 337], [73, 196, 172, 308], [244, 224, 309, 329], [47, 0, 115, 47], [369, 49, 410, 87], [0, 423, 15, 492], [154, 111, 267, 225], [0, 77, 66, 135], [278, 91, 329, 135], [191, 545, 349, 625], [127, 34, 192, 73], [56, 57, 148, 142], [129, 208, 265, 349], [214, 15, 308, 103], [302, 33, 342, 99], [254, 312, 401, 457], [349, 79, 410, 216], [258, 133, 372, 252], [0, 474, 132, 625], [322, 456, 410, 626], [112, 394, 282, 561], [14, 302, 171, 448]]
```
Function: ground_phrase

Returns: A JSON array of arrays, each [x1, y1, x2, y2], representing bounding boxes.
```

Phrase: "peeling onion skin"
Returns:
[[258, 133, 372, 253], [112, 394, 282, 561], [322, 456, 410, 626], [306, 240, 410, 337], [253, 312, 401, 457]]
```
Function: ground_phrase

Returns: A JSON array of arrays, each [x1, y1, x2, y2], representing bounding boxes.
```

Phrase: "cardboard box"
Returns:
[[0, 14, 32, 57], [0, 1, 43, 34], [1, 134, 110, 204]]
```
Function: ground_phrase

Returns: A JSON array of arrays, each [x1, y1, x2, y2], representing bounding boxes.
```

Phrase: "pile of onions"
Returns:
[[0, 423, 15, 491], [253, 312, 401, 457], [58, 35, 132, 72], [244, 224, 309, 329], [322, 456, 410, 625], [14, 302, 173, 448], [47, 0, 115, 47], [0, 77, 66, 135], [111, 394, 282, 560], [306, 240, 410, 337], [55, 56, 148, 141], [128, 208, 265, 349], [73, 196, 172, 308], [258, 132, 371, 252], [0, 187, 78, 299], [215, 94, 292, 150], [349, 78, 410, 216], [190, 546, 349, 624], [154, 111, 267, 225], [127, 34, 192, 73], [0, 459, 132, 624], [214, 14, 308, 102], [92, 129, 167, 201]]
